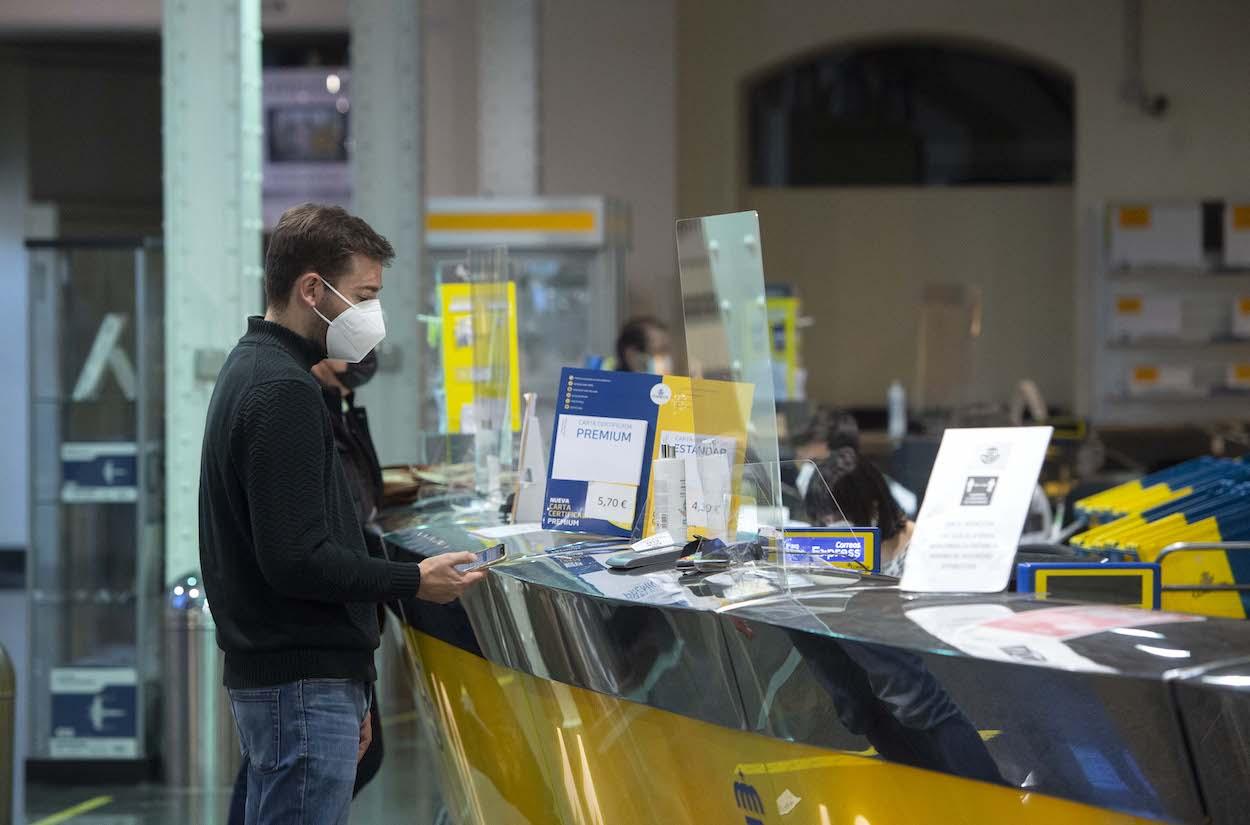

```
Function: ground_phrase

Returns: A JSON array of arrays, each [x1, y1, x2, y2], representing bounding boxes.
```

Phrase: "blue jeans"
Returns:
[[228, 679, 371, 825]]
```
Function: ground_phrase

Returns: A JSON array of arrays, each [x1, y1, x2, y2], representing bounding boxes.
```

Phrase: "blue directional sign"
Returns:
[[61, 442, 138, 503], [50, 667, 138, 758]]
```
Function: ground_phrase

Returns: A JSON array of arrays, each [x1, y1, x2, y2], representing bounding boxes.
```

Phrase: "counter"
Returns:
[[381, 498, 1250, 825]]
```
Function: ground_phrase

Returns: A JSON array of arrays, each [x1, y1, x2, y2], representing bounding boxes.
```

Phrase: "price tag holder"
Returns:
[[584, 481, 638, 524]]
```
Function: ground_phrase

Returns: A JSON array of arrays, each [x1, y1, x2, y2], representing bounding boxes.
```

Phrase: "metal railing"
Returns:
[[1158, 542, 1250, 594]]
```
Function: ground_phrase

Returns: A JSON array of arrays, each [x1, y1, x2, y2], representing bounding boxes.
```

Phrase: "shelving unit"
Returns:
[[1091, 201, 1250, 425]]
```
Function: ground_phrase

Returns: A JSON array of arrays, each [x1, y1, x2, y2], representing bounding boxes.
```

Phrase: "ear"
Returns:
[[294, 272, 321, 308]]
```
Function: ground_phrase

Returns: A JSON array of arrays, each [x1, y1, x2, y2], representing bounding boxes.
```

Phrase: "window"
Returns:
[[747, 41, 1074, 186]]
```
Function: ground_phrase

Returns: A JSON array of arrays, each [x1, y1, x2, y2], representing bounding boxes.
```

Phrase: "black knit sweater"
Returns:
[[198, 317, 421, 688]]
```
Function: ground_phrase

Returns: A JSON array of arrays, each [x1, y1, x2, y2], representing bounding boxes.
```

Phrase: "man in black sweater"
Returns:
[[199, 203, 484, 825]]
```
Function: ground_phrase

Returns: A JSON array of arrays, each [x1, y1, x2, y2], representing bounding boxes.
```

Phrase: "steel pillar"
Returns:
[[162, 0, 263, 582], [349, 0, 425, 464], [478, 0, 540, 195]]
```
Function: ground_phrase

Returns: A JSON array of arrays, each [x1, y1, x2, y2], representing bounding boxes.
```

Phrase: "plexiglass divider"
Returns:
[[466, 247, 515, 505], [675, 213, 786, 572], [738, 460, 873, 577]]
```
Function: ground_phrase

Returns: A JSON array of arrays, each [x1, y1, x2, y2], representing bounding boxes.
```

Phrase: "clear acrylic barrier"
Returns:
[[675, 213, 784, 568], [465, 247, 515, 502], [736, 459, 878, 579]]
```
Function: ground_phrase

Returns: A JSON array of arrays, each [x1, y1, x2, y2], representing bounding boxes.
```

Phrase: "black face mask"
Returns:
[[339, 350, 379, 390]]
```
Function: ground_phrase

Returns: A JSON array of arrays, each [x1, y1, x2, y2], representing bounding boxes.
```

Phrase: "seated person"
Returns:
[[791, 408, 917, 517], [790, 407, 860, 496], [804, 447, 914, 577]]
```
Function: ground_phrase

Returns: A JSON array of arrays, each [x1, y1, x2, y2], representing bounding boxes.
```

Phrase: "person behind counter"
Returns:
[[805, 446, 914, 577], [199, 203, 486, 825], [790, 407, 860, 496], [615, 316, 673, 374], [791, 407, 918, 517]]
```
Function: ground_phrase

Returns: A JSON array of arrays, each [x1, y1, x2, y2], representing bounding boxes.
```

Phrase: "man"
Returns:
[[614, 316, 672, 374], [199, 203, 485, 825], [225, 353, 388, 825]]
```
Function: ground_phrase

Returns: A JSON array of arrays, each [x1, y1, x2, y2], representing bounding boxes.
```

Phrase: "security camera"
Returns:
[[1143, 94, 1169, 118]]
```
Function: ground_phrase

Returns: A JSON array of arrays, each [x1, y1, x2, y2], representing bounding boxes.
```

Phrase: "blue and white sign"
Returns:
[[50, 667, 138, 758], [543, 368, 663, 536], [782, 528, 880, 572], [61, 442, 138, 503]]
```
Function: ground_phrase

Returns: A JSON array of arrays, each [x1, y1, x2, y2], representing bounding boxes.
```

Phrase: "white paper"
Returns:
[[632, 531, 676, 551], [906, 603, 1202, 673], [580, 568, 698, 607], [459, 402, 477, 434], [471, 523, 544, 539], [1224, 204, 1250, 267], [1127, 364, 1197, 396], [583, 480, 638, 525], [776, 789, 801, 816], [551, 414, 648, 485], [1233, 297, 1250, 339], [1110, 295, 1183, 340], [1109, 203, 1204, 268], [1227, 363, 1250, 390], [906, 604, 1113, 673], [900, 427, 1053, 593], [657, 431, 736, 536], [686, 453, 732, 537], [658, 431, 738, 465]]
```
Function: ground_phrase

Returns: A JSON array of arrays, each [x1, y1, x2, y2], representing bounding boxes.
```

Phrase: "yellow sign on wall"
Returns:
[[439, 282, 522, 433], [767, 296, 800, 400]]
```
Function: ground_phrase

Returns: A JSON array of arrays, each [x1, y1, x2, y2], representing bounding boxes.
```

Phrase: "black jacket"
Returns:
[[325, 388, 384, 526], [198, 317, 421, 688]]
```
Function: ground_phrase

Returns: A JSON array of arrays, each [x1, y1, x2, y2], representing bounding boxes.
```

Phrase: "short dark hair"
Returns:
[[264, 203, 395, 307], [805, 447, 906, 540], [616, 316, 665, 368]]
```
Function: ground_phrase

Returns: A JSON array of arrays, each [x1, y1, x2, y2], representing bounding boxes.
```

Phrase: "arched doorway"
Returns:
[[747, 39, 1074, 187]]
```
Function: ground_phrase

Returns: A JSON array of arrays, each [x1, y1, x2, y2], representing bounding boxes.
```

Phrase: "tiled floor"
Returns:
[[25, 712, 444, 825]]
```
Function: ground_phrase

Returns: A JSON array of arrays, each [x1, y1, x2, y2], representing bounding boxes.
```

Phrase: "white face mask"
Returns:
[[646, 354, 674, 376], [313, 277, 386, 363]]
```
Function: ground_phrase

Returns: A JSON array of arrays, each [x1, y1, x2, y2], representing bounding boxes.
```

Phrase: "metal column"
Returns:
[[161, 0, 264, 581], [349, 0, 425, 464], [478, 0, 541, 195], [0, 53, 26, 825]]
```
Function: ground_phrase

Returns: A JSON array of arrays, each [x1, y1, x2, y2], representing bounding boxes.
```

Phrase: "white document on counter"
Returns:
[[900, 426, 1053, 594], [472, 523, 544, 539]]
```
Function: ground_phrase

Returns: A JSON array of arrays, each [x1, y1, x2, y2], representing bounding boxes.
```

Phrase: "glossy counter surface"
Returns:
[[382, 502, 1250, 824]]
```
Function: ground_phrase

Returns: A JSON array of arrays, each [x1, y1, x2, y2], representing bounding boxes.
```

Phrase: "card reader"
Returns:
[[604, 545, 684, 570]]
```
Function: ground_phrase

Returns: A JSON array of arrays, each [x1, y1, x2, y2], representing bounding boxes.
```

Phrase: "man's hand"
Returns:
[[417, 553, 487, 604], [357, 710, 372, 763]]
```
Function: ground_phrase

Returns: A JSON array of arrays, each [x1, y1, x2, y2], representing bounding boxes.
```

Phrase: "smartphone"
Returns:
[[455, 543, 507, 573]]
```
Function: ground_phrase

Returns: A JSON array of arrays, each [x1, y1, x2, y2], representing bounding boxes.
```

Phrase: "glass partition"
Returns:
[[675, 212, 783, 557], [26, 239, 164, 763], [466, 247, 516, 502], [737, 459, 879, 579]]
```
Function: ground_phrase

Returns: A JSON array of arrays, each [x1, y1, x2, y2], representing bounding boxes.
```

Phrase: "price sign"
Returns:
[[583, 481, 638, 525]]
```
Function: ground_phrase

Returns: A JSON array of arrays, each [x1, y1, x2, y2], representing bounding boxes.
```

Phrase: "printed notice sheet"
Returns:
[[900, 426, 1053, 593]]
